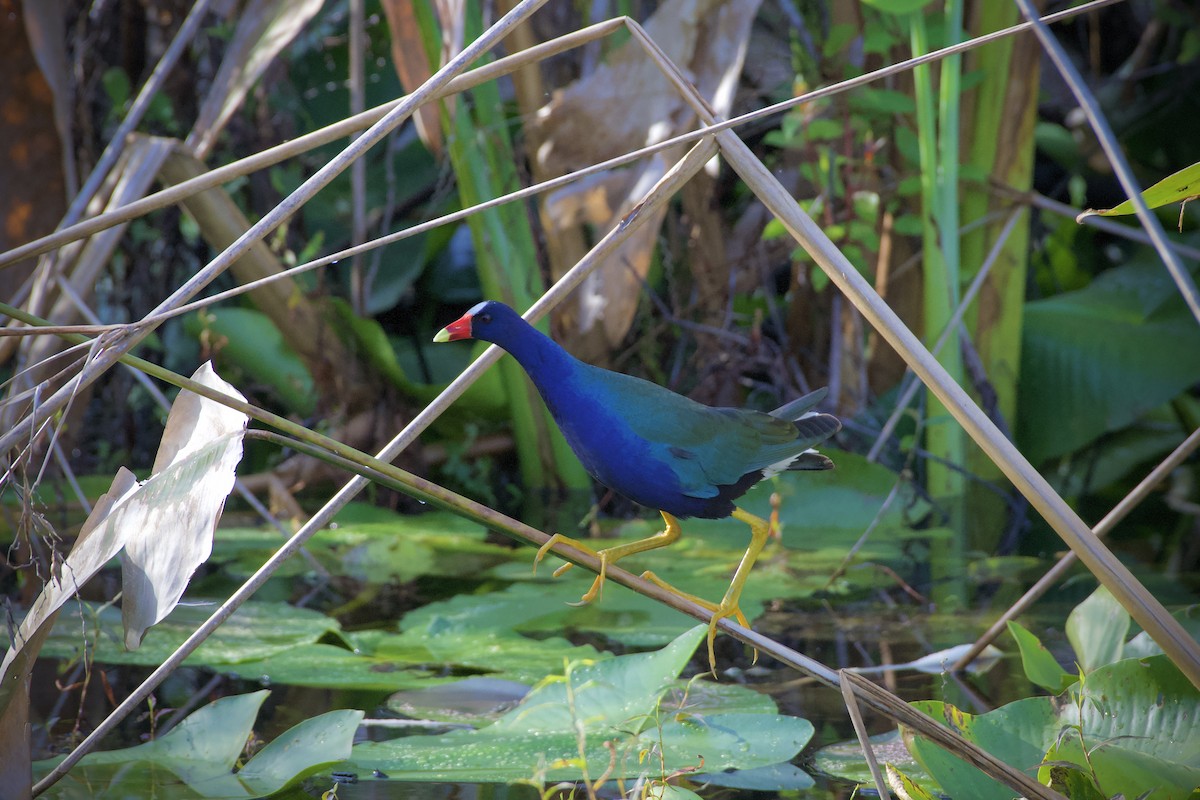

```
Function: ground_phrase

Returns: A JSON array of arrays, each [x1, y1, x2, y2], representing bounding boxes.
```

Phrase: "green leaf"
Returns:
[[696, 762, 814, 790], [1065, 585, 1129, 672], [1006, 621, 1076, 693], [1124, 605, 1200, 659], [345, 627, 814, 785], [908, 655, 1200, 800], [907, 697, 1058, 800], [7, 601, 340, 668], [34, 692, 362, 799], [1079, 162, 1200, 218], [53, 691, 268, 772], [814, 729, 933, 790], [213, 508, 511, 584], [850, 87, 916, 115], [1017, 257, 1200, 463], [1040, 734, 1200, 800], [236, 710, 364, 795]]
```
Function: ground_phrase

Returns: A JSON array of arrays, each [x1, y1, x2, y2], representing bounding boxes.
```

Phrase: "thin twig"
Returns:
[[840, 672, 892, 800], [0, 19, 627, 272], [348, 0, 368, 314]]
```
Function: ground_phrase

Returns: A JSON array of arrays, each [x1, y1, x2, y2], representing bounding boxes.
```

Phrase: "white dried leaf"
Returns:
[[121, 362, 248, 649]]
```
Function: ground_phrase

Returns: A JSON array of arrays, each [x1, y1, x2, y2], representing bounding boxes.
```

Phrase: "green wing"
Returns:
[[577, 366, 813, 497]]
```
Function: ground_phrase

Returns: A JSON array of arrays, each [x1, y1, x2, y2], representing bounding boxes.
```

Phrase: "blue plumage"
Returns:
[[437, 301, 840, 518]]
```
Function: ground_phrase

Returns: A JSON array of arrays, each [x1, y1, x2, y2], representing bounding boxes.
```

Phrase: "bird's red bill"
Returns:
[[433, 313, 473, 342]]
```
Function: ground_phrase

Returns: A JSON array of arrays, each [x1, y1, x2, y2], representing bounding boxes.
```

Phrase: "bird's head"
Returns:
[[433, 300, 521, 344]]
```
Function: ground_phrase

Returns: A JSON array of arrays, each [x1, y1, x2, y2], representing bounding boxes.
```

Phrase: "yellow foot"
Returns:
[[534, 533, 607, 604], [640, 570, 753, 676], [533, 512, 684, 607]]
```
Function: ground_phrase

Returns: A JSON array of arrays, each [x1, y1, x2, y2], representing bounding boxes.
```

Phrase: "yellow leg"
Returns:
[[533, 511, 683, 605], [706, 506, 772, 673], [636, 506, 771, 675]]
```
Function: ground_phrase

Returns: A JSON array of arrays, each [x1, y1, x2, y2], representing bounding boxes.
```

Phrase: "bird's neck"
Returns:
[[493, 321, 577, 387]]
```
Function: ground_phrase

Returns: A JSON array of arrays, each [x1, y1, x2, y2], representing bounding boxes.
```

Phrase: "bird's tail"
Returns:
[[790, 452, 835, 470], [771, 387, 841, 472]]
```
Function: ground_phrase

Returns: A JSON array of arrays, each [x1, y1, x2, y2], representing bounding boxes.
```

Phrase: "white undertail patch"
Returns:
[[762, 448, 821, 478]]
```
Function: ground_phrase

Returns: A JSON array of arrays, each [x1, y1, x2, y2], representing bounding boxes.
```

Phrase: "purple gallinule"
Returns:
[[434, 301, 841, 669]]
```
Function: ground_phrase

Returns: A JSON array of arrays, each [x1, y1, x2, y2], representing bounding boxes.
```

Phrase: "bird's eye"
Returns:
[[478, 313, 491, 323]]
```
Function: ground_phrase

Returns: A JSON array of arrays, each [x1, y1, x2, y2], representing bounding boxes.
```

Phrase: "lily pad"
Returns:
[[344, 626, 814, 785], [4, 600, 341, 668], [212, 509, 511, 583]]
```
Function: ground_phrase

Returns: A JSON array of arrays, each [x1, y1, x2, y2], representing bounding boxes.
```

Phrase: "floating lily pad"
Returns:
[[4, 601, 341, 668], [212, 508, 511, 583], [344, 626, 814, 786]]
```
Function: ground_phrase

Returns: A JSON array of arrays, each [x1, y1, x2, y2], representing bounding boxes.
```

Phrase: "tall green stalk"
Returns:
[[417, 0, 591, 501], [910, 2, 967, 605], [959, 2, 1038, 550]]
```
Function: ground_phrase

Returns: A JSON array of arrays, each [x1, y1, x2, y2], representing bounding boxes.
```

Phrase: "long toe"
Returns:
[[534, 533, 596, 575]]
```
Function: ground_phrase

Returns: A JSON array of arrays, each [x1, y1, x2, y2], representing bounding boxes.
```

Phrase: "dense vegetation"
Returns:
[[1, 1, 1197, 798]]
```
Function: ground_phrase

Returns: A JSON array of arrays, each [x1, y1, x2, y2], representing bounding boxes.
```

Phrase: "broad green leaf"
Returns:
[[1037, 742, 1109, 800], [1039, 734, 1200, 800], [34, 692, 363, 799], [386, 677, 532, 727], [1046, 408, 1187, 496], [908, 655, 1199, 800], [651, 786, 703, 800], [907, 697, 1068, 800], [236, 710, 364, 795], [213, 509, 510, 583], [488, 626, 705, 735], [224, 642, 448, 692], [814, 730, 932, 789], [697, 762, 814, 790], [1007, 621, 1075, 693], [45, 691, 268, 772], [1079, 162, 1200, 219], [345, 627, 814, 785], [1017, 257, 1200, 463], [1065, 585, 1129, 672], [1074, 655, 1199, 766]]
